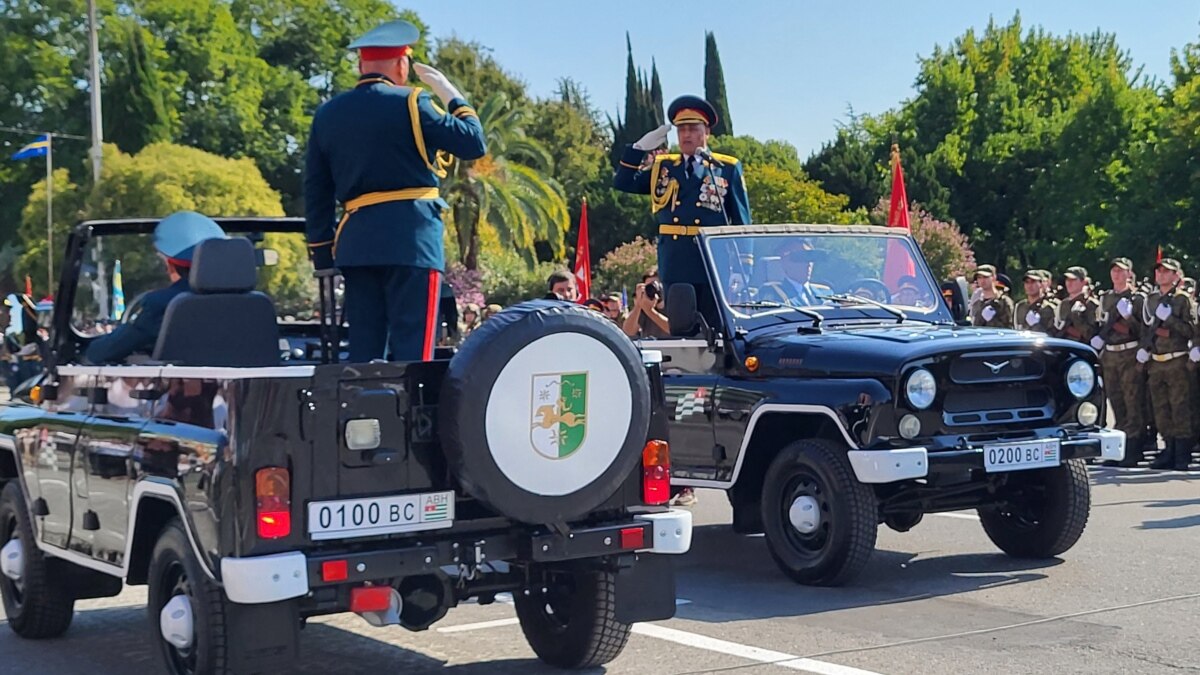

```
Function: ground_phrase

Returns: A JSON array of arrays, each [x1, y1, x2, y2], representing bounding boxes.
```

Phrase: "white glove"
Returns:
[[16, 343, 37, 357], [1190, 347, 1200, 362], [981, 306, 996, 322], [1117, 298, 1133, 318], [413, 63, 464, 105], [1155, 302, 1172, 321], [1136, 348, 1150, 364], [1090, 335, 1105, 350], [1026, 310, 1040, 326], [633, 123, 671, 151], [1072, 301, 1086, 313]]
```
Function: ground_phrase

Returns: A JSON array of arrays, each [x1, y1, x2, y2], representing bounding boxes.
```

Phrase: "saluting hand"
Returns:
[[413, 62, 464, 105], [633, 124, 671, 151]]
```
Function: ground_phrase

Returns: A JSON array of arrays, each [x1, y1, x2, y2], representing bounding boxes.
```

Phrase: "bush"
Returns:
[[870, 199, 976, 280], [444, 263, 485, 307], [479, 247, 563, 307], [594, 236, 658, 296]]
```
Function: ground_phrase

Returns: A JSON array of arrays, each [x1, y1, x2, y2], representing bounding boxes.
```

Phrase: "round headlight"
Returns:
[[905, 368, 937, 410], [898, 414, 922, 439], [1077, 402, 1099, 426], [1066, 360, 1096, 399]]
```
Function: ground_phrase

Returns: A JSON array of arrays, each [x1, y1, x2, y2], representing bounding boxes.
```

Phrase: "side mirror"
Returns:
[[941, 276, 971, 324], [667, 284, 699, 337]]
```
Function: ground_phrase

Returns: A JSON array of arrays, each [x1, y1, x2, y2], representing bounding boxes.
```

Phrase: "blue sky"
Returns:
[[401, 0, 1200, 158]]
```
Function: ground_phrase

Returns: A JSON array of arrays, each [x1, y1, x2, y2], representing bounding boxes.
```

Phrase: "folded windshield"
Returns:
[[705, 232, 947, 323]]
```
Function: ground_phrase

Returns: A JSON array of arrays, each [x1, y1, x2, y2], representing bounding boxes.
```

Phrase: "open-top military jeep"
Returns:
[[0, 217, 691, 674], [652, 224, 1123, 586]]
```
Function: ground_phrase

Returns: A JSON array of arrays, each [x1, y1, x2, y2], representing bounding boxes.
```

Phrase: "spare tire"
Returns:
[[440, 300, 651, 524]]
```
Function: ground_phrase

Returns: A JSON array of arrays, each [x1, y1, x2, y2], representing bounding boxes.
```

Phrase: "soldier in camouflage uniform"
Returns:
[[1054, 266, 1100, 343], [1091, 258, 1147, 466], [1139, 258, 1197, 471], [1014, 270, 1059, 333], [970, 264, 1015, 328]]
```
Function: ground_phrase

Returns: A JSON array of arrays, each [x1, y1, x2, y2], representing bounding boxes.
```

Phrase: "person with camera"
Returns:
[[623, 279, 670, 339]]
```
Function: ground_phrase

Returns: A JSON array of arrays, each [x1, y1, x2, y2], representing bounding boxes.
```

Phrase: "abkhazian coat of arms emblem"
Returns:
[[530, 372, 589, 459]]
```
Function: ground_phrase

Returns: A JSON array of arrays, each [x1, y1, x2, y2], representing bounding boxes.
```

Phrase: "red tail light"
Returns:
[[350, 586, 394, 614], [255, 467, 291, 539], [642, 440, 670, 505]]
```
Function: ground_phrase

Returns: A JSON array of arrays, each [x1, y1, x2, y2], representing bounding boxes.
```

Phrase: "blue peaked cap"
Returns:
[[154, 211, 226, 263], [348, 19, 420, 50]]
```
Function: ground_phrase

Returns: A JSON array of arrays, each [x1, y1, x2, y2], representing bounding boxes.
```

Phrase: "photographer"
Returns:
[[623, 279, 670, 339]]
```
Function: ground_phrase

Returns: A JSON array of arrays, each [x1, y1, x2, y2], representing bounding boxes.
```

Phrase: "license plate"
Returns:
[[982, 439, 1061, 473], [308, 491, 455, 541]]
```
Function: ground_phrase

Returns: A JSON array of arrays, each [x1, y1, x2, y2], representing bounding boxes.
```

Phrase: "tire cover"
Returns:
[[440, 300, 651, 524]]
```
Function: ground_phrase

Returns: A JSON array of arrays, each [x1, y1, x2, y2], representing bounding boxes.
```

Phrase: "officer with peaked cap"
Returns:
[[305, 19, 486, 363], [613, 94, 751, 325], [85, 211, 226, 364]]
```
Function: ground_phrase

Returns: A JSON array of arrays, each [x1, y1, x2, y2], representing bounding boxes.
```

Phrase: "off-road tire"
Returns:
[[760, 439, 878, 586], [514, 566, 631, 668], [979, 459, 1091, 558], [147, 520, 228, 675], [0, 481, 74, 638]]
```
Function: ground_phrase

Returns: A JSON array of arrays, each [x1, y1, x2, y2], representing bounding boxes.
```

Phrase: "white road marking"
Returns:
[[930, 511, 980, 521], [633, 623, 885, 675], [436, 617, 520, 633]]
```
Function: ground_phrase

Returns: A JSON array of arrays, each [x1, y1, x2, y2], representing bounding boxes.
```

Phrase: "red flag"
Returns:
[[24, 275, 32, 297], [884, 144, 916, 288], [1156, 245, 1163, 264], [573, 198, 591, 302]]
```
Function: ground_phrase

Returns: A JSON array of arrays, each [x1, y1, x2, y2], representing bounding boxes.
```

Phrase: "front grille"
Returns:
[[949, 351, 1044, 384], [942, 386, 1053, 427]]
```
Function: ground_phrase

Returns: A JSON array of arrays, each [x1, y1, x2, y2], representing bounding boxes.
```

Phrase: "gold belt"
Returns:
[[333, 188, 441, 255], [1151, 351, 1188, 362], [1104, 341, 1139, 353], [659, 224, 701, 237]]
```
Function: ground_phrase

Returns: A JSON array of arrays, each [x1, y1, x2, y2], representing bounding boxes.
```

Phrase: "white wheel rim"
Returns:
[[1, 538, 22, 584], [788, 495, 821, 534], [160, 594, 195, 650]]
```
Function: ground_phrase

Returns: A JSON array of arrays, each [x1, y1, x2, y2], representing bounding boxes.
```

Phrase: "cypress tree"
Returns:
[[703, 31, 733, 136], [649, 60, 665, 125]]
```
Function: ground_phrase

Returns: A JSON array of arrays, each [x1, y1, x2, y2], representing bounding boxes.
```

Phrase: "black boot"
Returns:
[[1175, 438, 1195, 471], [1150, 438, 1175, 470], [1115, 434, 1144, 468]]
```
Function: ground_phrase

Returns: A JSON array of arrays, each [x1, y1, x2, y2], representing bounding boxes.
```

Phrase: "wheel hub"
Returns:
[[1, 538, 22, 584], [160, 594, 195, 651], [788, 495, 821, 534]]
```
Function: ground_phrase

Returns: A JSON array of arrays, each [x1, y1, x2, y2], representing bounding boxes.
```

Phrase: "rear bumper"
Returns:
[[849, 428, 1125, 484], [218, 509, 693, 604]]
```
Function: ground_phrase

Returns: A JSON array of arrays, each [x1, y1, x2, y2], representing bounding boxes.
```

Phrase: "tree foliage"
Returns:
[[704, 32, 733, 136]]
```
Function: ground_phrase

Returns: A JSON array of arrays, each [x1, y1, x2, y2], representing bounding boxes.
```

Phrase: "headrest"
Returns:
[[188, 237, 257, 293]]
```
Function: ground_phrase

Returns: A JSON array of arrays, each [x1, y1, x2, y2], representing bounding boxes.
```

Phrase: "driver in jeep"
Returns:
[[84, 211, 226, 364], [762, 239, 828, 306]]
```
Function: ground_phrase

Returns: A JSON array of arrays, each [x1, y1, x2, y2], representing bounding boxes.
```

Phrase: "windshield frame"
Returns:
[[700, 225, 956, 332]]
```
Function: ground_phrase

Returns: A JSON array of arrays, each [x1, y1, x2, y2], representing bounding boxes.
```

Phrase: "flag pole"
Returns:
[[46, 133, 53, 295]]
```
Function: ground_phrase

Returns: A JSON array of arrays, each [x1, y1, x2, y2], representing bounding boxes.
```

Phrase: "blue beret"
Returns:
[[154, 211, 226, 263], [348, 19, 420, 50]]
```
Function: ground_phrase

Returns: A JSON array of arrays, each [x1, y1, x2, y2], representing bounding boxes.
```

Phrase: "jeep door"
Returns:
[[26, 365, 97, 550], [653, 340, 721, 482]]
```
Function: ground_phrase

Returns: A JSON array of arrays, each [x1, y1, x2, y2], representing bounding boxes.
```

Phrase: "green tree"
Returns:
[[104, 19, 172, 154], [704, 31, 733, 136], [746, 165, 860, 225], [869, 199, 976, 280], [433, 37, 527, 105]]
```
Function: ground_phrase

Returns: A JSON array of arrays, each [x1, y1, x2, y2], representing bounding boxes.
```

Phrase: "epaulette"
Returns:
[[710, 152, 740, 164]]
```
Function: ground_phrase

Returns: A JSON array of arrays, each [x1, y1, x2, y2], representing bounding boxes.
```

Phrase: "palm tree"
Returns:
[[441, 92, 569, 270]]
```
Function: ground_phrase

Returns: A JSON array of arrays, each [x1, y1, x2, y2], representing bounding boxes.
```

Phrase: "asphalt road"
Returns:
[[2, 466, 1198, 675]]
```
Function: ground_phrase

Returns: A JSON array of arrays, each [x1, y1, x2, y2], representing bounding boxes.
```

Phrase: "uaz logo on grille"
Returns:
[[982, 360, 1011, 374], [530, 372, 588, 459]]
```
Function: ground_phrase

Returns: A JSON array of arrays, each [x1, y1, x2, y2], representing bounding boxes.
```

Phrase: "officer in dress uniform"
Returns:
[[85, 211, 226, 364], [1013, 270, 1058, 333], [612, 95, 751, 326], [970, 264, 1014, 327], [1054, 266, 1099, 343], [1138, 258, 1197, 470], [1092, 258, 1147, 466], [305, 19, 487, 363]]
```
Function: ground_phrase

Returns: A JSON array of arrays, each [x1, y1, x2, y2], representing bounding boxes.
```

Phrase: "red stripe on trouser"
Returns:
[[422, 270, 440, 361]]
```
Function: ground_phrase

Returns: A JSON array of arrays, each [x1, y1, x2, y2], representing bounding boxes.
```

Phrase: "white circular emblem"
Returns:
[[484, 332, 634, 496]]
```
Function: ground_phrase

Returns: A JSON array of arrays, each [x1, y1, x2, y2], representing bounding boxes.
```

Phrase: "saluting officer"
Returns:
[[970, 264, 1014, 327], [1138, 258, 1197, 470], [1092, 258, 1147, 466], [1054, 266, 1100, 343], [305, 19, 487, 363], [613, 95, 751, 324], [1014, 270, 1058, 333]]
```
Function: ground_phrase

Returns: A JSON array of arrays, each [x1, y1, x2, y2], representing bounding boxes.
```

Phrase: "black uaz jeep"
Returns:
[[0, 218, 692, 674], [652, 224, 1123, 586]]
